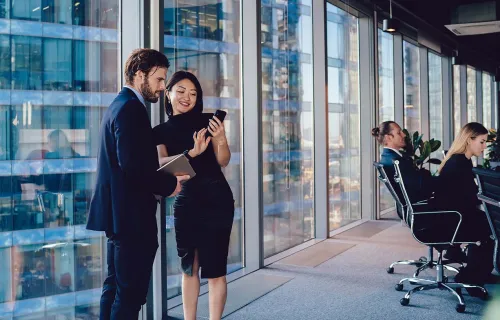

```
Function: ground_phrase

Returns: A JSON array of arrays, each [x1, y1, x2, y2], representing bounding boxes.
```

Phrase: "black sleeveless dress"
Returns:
[[153, 111, 234, 279]]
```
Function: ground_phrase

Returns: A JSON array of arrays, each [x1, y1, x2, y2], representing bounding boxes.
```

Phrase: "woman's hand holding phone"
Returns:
[[208, 116, 227, 146]]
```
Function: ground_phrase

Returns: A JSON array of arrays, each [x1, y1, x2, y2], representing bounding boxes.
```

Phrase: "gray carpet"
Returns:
[[168, 272, 292, 319], [274, 241, 356, 267], [221, 221, 499, 320], [333, 220, 396, 239]]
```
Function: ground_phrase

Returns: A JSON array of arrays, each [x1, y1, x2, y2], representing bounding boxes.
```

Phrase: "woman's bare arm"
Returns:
[[157, 144, 170, 166]]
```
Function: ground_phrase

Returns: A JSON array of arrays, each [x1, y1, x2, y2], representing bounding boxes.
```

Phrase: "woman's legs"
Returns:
[[208, 276, 227, 320], [182, 250, 200, 320]]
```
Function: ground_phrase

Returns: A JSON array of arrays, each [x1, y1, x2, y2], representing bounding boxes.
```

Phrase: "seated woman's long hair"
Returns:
[[438, 122, 488, 173]]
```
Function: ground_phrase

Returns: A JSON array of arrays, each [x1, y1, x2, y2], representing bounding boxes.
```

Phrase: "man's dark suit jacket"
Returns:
[[86, 88, 177, 239], [380, 148, 435, 205]]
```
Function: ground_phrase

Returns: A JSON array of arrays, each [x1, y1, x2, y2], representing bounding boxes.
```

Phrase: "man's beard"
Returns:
[[141, 81, 160, 103]]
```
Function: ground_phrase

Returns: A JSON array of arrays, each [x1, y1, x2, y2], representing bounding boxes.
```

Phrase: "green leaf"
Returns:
[[430, 140, 441, 152], [420, 141, 432, 159], [414, 136, 423, 153]]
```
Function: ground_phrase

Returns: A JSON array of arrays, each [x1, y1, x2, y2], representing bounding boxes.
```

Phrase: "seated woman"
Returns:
[[433, 122, 494, 291]]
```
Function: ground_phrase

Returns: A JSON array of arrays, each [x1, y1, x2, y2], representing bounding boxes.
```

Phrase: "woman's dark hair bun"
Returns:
[[371, 127, 380, 137]]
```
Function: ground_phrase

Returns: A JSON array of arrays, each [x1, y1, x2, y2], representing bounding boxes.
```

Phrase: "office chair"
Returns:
[[373, 161, 460, 277], [393, 160, 488, 313], [474, 168, 500, 275]]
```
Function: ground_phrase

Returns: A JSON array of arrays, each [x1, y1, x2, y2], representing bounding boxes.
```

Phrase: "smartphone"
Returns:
[[206, 110, 227, 137]]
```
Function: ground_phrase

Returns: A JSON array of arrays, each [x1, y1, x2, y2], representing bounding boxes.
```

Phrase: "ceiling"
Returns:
[[368, 0, 500, 72]]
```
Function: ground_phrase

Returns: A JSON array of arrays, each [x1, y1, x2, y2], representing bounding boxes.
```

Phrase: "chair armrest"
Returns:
[[478, 194, 500, 208], [413, 202, 428, 206], [411, 210, 463, 245]]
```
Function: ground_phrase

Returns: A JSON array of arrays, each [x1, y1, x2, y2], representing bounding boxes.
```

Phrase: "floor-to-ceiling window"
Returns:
[[467, 66, 477, 123], [483, 72, 493, 129], [327, 3, 360, 231], [453, 65, 461, 138], [0, 0, 119, 318], [428, 52, 443, 173], [403, 41, 420, 133], [378, 29, 394, 212], [261, 0, 314, 257], [163, 0, 243, 297]]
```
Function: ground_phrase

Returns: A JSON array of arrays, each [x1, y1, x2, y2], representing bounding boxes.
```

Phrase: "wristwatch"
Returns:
[[183, 150, 193, 161]]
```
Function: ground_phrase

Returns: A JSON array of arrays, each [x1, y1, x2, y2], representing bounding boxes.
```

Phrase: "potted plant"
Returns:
[[402, 129, 442, 170], [485, 129, 500, 170]]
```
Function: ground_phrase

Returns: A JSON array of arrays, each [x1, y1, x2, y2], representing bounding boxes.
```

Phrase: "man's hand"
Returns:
[[169, 175, 190, 197]]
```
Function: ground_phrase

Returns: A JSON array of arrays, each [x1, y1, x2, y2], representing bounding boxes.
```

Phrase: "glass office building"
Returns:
[[0, 0, 498, 318]]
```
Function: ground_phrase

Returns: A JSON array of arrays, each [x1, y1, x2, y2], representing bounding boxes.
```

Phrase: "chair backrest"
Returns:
[[392, 160, 414, 226], [473, 167, 500, 274], [373, 161, 407, 223]]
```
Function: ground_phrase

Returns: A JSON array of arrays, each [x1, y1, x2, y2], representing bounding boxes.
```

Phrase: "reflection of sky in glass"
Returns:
[[261, 0, 314, 258], [378, 29, 394, 123], [327, 2, 361, 230]]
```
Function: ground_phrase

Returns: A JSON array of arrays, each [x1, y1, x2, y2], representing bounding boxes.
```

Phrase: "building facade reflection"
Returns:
[[0, 1, 118, 318]]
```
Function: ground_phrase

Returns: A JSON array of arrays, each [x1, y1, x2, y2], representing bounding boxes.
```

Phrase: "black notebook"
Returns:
[[157, 154, 196, 179]]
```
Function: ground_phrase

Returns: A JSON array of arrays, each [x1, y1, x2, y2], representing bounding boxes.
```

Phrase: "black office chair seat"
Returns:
[[393, 160, 488, 313], [373, 161, 462, 277]]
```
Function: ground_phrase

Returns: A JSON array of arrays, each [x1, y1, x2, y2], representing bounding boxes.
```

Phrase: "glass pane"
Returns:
[[378, 29, 394, 212], [428, 52, 443, 173], [163, 0, 243, 298], [0, 1, 119, 317], [261, 0, 314, 257], [453, 65, 461, 138], [0, 0, 9, 19], [43, 39, 73, 91], [378, 30, 394, 123], [327, 3, 360, 231], [73, 0, 100, 27], [0, 35, 10, 89], [403, 41, 420, 133], [482, 73, 492, 130], [11, 0, 41, 21], [42, 0, 72, 25], [467, 66, 476, 123], [11, 36, 43, 90]]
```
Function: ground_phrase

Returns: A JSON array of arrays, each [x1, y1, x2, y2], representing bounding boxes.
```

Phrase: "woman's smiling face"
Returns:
[[167, 78, 198, 115]]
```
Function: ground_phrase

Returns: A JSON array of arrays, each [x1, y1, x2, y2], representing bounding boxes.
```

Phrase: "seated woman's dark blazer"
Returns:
[[433, 153, 490, 241]]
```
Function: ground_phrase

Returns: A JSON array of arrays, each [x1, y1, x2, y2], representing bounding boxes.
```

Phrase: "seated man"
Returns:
[[372, 121, 436, 211]]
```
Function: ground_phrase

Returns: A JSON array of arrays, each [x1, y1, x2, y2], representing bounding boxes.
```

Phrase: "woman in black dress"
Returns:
[[153, 71, 234, 320], [434, 122, 493, 293]]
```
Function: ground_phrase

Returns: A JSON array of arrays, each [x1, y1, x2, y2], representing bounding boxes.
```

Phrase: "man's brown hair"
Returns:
[[124, 49, 170, 84]]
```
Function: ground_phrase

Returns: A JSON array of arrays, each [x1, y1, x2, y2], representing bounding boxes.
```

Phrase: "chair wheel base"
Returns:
[[387, 267, 394, 274], [456, 304, 465, 313], [400, 298, 409, 306], [395, 283, 403, 291]]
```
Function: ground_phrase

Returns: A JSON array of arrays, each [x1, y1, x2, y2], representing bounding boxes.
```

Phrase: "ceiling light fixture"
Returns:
[[383, 0, 400, 33]]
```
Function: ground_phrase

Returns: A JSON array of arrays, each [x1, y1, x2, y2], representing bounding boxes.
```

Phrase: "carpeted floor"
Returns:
[[169, 219, 500, 320]]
